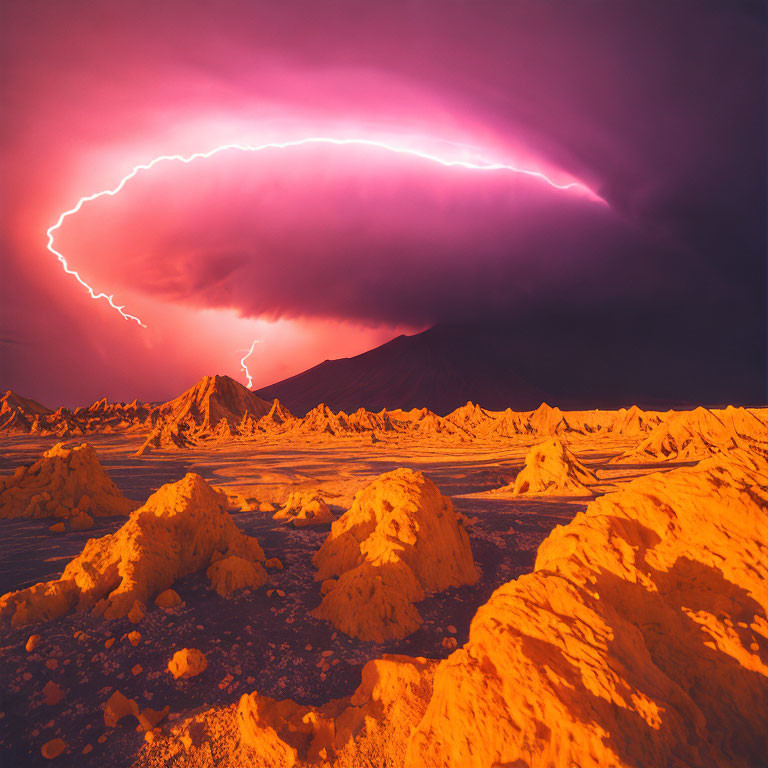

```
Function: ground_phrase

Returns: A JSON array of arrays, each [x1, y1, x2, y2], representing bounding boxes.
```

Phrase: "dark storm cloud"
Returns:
[[0, 0, 764, 403]]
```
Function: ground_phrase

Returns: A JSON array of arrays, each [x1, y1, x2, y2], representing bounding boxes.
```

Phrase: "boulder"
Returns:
[[154, 588, 182, 609], [168, 648, 208, 679], [40, 738, 66, 759]]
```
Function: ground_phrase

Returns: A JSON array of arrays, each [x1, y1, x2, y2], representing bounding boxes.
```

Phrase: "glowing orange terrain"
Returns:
[[127, 447, 767, 768], [0, 376, 766, 767]]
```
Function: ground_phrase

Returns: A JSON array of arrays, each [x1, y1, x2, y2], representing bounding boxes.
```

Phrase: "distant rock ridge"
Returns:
[[0, 390, 51, 433], [3, 382, 766, 459], [610, 406, 765, 464], [1, 389, 150, 436]]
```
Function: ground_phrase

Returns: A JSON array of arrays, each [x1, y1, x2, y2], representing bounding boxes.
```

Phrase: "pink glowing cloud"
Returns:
[[46, 135, 602, 329], [51, 136, 621, 339]]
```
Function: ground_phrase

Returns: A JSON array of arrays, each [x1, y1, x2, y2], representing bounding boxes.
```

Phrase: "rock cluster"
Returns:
[[0, 442, 136, 519], [0, 474, 266, 627], [133, 444, 767, 768], [311, 469, 478, 641]]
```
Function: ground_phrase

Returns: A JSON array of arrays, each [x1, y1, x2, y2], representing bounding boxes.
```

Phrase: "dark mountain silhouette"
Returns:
[[256, 320, 764, 417]]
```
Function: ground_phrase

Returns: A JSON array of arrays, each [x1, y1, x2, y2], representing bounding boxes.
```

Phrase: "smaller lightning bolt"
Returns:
[[240, 339, 260, 389]]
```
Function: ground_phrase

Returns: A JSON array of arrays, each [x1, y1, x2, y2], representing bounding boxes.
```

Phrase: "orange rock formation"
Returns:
[[137, 375, 271, 453], [1, 390, 151, 436], [0, 442, 136, 519], [272, 490, 335, 527], [611, 407, 747, 463], [0, 474, 266, 627], [168, 648, 208, 679], [0, 390, 51, 433], [311, 469, 478, 641], [207, 555, 268, 597], [497, 437, 598, 495]]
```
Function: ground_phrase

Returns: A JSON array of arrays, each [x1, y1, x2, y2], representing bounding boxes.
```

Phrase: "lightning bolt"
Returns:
[[46, 136, 602, 329], [240, 339, 260, 389]]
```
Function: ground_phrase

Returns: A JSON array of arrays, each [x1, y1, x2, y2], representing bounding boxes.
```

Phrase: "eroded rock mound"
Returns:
[[272, 490, 335, 528], [0, 442, 136, 519], [407, 447, 768, 768], [168, 648, 208, 679], [207, 555, 267, 596], [0, 390, 52, 433], [158, 374, 271, 432], [611, 404, 662, 437], [614, 420, 718, 463], [444, 401, 496, 434], [138, 375, 271, 451], [135, 421, 194, 455], [311, 469, 478, 642], [498, 437, 598, 495], [0, 473, 266, 627]]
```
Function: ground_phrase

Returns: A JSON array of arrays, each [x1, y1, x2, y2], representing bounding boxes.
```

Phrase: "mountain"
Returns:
[[257, 322, 757, 417], [257, 326, 547, 416]]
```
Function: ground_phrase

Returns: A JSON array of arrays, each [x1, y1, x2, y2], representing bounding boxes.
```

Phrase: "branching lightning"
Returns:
[[239, 339, 260, 389], [46, 136, 602, 330]]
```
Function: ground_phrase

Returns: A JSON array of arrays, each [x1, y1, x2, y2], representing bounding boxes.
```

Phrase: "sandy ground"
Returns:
[[0, 433, 680, 767]]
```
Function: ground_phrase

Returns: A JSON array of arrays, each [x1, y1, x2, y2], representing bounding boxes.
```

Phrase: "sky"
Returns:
[[0, 0, 765, 407]]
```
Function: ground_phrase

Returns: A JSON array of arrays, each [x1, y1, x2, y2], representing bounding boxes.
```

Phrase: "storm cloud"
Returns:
[[1, 0, 764, 405]]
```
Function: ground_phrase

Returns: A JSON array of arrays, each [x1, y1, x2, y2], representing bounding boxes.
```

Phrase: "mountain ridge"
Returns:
[[256, 323, 759, 416]]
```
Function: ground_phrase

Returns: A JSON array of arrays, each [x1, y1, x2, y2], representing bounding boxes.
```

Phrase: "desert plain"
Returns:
[[0, 376, 766, 767]]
